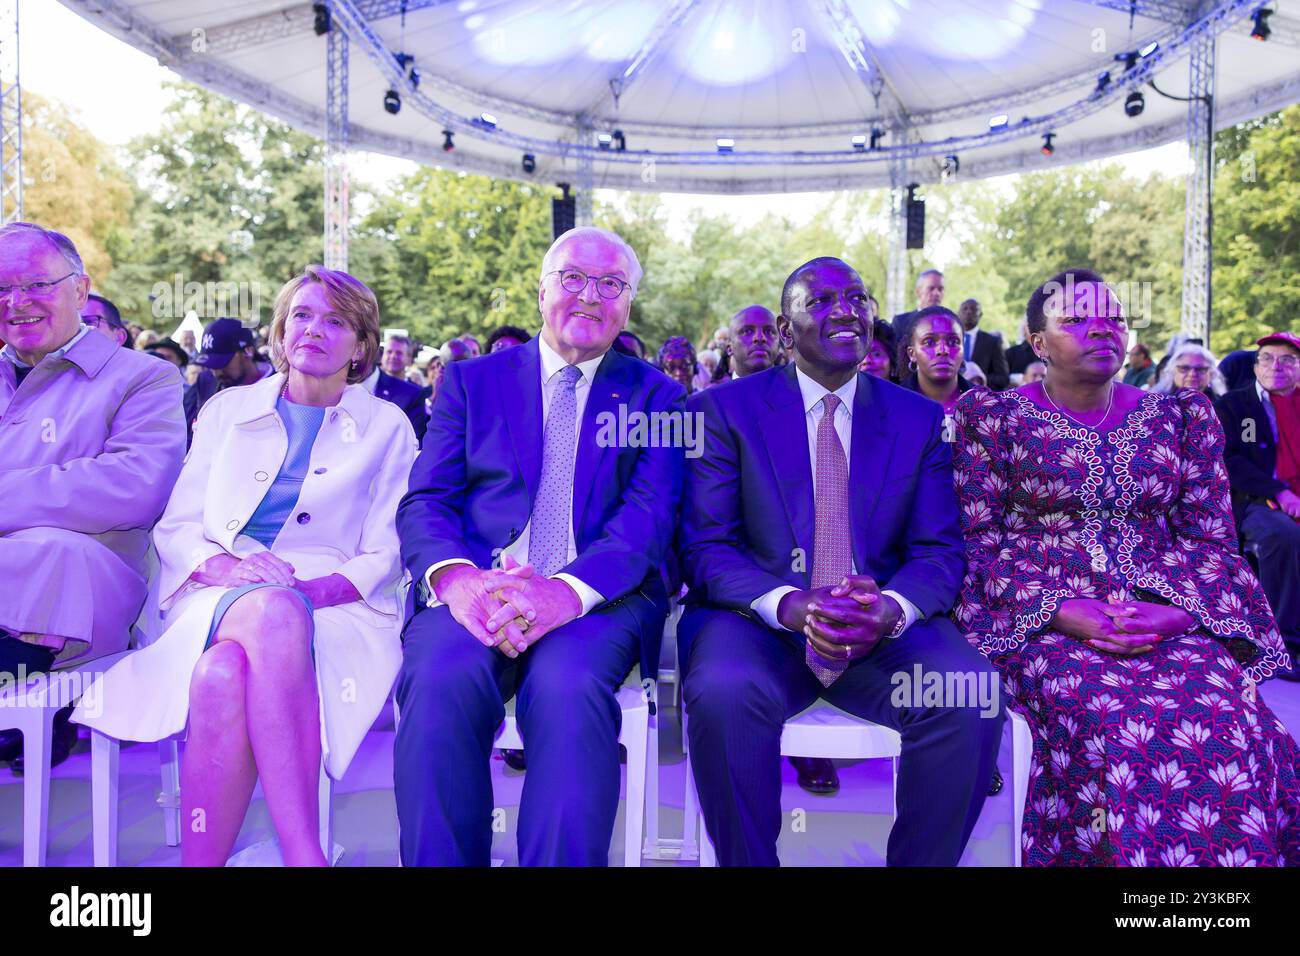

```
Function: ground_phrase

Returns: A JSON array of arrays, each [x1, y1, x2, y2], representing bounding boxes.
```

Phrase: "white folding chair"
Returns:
[[391, 665, 650, 866], [0, 650, 130, 866], [684, 703, 1032, 866]]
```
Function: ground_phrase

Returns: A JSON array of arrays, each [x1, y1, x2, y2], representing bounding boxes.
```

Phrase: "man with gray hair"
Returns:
[[395, 226, 683, 865], [0, 222, 186, 770], [891, 268, 945, 355]]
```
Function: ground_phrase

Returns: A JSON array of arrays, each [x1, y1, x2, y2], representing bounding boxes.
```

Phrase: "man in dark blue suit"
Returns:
[[371, 333, 428, 442], [679, 257, 1003, 866], [394, 227, 685, 866]]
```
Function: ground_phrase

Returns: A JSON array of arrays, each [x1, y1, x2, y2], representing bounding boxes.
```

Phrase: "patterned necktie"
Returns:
[[529, 364, 581, 577], [807, 392, 853, 687]]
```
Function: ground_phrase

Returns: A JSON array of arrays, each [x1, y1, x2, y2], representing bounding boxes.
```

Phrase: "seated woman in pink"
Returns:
[[953, 268, 1299, 866], [76, 267, 417, 866]]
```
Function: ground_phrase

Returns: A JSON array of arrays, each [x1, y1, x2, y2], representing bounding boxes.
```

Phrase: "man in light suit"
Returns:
[[394, 226, 685, 866], [0, 222, 185, 766], [679, 257, 1003, 866]]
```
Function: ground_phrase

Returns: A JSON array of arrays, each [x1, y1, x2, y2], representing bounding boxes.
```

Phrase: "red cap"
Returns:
[[1255, 331, 1300, 352]]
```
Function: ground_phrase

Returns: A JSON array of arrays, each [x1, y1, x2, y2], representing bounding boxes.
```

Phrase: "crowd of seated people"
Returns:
[[3, 218, 1299, 870]]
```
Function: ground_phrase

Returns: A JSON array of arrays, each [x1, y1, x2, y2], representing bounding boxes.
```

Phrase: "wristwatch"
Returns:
[[889, 613, 908, 639]]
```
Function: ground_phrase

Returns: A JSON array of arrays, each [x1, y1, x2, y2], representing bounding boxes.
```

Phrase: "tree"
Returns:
[[1211, 106, 1300, 354], [21, 91, 133, 284]]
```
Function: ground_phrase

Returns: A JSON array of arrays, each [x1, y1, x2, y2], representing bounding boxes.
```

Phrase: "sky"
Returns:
[[23, 0, 1189, 244]]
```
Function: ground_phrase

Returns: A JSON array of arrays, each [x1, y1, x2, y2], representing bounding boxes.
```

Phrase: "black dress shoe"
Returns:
[[11, 708, 78, 776], [791, 756, 839, 795], [988, 767, 1004, 796], [0, 729, 21, 763], [501, 748, 527, 772]]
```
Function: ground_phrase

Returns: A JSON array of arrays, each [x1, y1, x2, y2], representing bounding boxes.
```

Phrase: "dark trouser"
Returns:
[[1241, 501, 1300, 650], [0, 636, 56, 681], [394, 597, 646, 866], [682, 607, 1003, 866]]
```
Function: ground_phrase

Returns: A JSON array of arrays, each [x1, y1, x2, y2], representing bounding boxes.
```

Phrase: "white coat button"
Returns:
[[296, 512, 311, 525], [313, 467, 327, 475], [254, 471, 269, 481]]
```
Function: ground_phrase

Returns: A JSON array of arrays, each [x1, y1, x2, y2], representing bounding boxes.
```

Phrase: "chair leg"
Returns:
[[680, 711, 700, 859], [21, 708, 55, 867], [159, 738, 181, 847], [621, 707, 647, 868], [91, 731, 120, 867], [890, 755, 900, 824], [318, 761, 335, 864], [1010, 711, 1032, 868], [642, 708, 659, 859]]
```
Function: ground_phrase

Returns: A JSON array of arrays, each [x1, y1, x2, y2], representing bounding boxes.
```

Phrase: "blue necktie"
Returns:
[[964, 333, 973, 361], [529, 364, 581, 577]]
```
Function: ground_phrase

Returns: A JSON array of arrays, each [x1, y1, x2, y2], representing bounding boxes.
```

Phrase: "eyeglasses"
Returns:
[[1174, 365, 1211, 374], [82, 314, 124, 331], [547, 269, 630, 300], [1257, 354, 1300, 369], [0, 273, 77, 300]]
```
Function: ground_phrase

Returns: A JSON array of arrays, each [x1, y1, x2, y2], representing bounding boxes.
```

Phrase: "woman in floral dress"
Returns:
[[953, 268, 1299, 866]]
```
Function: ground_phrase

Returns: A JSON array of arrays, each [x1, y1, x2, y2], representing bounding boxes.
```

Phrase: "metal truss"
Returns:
[[885, 153, 910, 322], [1180, 31, 1214, 342], [325, 6, 349, 271], [0, 0, 21, 224]]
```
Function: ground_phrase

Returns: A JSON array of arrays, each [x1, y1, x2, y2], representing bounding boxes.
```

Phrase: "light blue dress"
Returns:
[[204, 395, 324, 647]]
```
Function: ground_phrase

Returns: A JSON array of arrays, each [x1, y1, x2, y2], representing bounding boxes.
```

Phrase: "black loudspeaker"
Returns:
[[905, 184, 925, 250], [552, 194, 576, 240]]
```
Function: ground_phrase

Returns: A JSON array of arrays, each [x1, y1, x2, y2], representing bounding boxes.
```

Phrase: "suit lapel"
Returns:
[[571, 350, 629, 544], [761, 366, 815, 578], [503, 338, 544, 500], [849, 373, 895, 573]]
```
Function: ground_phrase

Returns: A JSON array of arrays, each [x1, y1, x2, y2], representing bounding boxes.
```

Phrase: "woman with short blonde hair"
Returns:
[[76, 265, 417, 866]]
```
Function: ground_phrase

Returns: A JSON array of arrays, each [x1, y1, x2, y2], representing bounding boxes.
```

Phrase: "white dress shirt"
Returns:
[[424, 334, 605, 615], [749, 366, 920, 636]]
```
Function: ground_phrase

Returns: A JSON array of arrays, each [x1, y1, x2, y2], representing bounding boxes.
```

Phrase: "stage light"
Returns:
[[988, 114, 1009, 130], [940, 155, 960, 179], [1139, 41, 1159, 57], [1251, 8, 1272, 40], [442, 129, 455, 151], [851, 134, 867, 151], [1124, 90, 1145, 117], [597, 132, 613, 149], [1041, 132, 1055, 156], [522, 153, 536, 174], [1115, 50, 1139, 72], [409, 67, 421, 88], [716, 137, 735, 153], [313, 2, 330, 35], [612, 129, 626, 151], [383, 89, 401, 114], [869, 128, 885, 150], [1095, 71, 1112, 95], [479, 112, 498, 130]]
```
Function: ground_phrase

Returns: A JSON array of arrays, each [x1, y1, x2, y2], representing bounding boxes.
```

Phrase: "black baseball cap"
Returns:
[[193, 318, 257, 369]]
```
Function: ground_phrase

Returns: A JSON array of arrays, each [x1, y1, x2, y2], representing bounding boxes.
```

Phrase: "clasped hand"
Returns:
[[1053, 597, 1195, 656], [777, 574, 902, 663], [435, 555, 581, 659]]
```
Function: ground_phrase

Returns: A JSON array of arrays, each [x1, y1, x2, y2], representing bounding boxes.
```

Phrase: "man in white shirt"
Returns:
[[394, 227, 685, 865], [678, 257, 1003, 865]]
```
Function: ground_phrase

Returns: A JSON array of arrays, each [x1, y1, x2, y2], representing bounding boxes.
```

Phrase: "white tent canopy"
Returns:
[[58, 0, 1300, 194]]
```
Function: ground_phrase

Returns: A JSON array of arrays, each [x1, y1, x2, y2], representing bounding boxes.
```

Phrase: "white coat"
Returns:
[[73, 372, 418, 779]]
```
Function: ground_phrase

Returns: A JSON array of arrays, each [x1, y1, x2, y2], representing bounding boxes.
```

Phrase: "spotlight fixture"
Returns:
[[1139, 40, 1159, 57], [851, 133, 867, 151], [869, 127, 885, 150], [442, 129, 455, 151], [478, 112, 498, 130], [1114, 50, 1140, 72], [313, 2, 330, 35], [988, 114, 1009, 130], [1251, 7, 1272, 40], [1041, 132, 1056, 156], [940, 154, 960, 179], [597, 132, 613, 150], [522, 153, 536, 174], [1124, 90, 1145, 117], [383, 89, 401, 114], [716, 137, 735, 153], [612, 129, 626, 151], [409, 67, 421, 88], [1095, 70, 1112, 95]]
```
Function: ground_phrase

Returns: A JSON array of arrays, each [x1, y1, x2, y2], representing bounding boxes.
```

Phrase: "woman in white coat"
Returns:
[[74, 266, 417, 866]]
